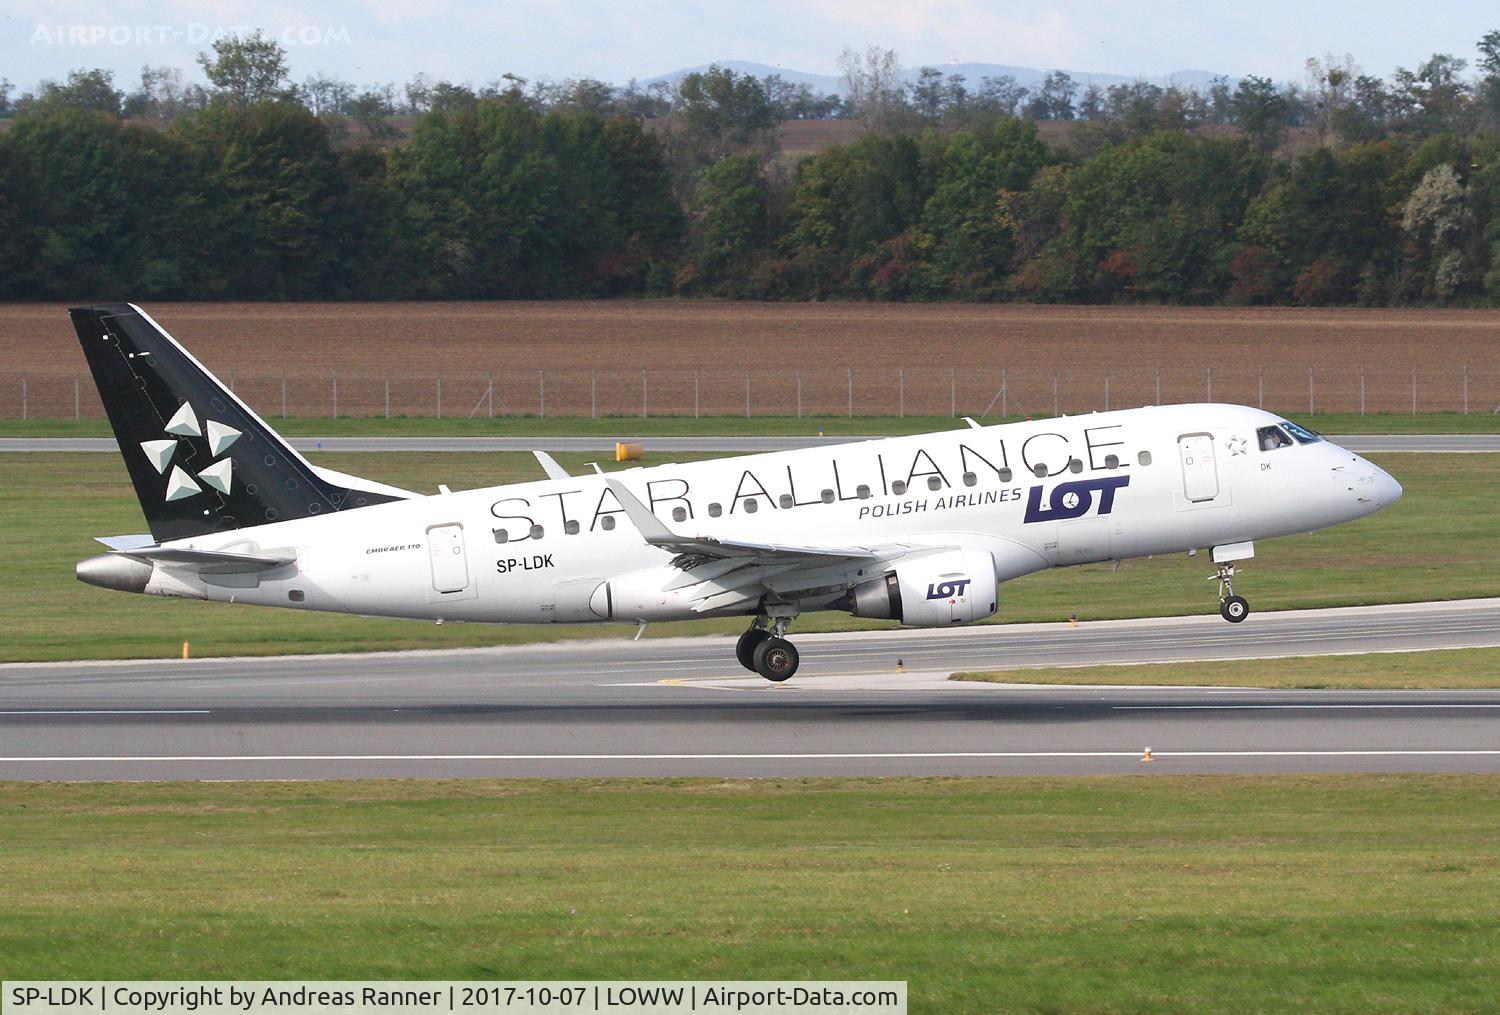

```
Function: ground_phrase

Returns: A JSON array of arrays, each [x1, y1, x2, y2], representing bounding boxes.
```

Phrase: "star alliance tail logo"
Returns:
[[1024, 476, 1130, 523], [138, 402, 241, 502]]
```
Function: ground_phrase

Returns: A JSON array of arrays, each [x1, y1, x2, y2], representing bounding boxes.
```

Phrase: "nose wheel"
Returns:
[[1213, 564, 1251, 623], [737, 616, 800, 681]]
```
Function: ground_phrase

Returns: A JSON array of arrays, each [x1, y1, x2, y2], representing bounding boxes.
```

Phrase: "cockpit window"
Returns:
[[1280, 420, 1323, 445], [1257, 425, 1293, 452]]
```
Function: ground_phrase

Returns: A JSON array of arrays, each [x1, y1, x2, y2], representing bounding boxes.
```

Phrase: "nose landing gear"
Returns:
[[736, 616, 800, 681], [1213, 563, 1250, 623]]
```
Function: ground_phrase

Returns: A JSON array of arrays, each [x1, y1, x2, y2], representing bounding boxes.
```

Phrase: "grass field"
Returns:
[[4, 410, 1500, 437], [954, 647, 1500, 688], [3, 775, 1498, 1012], [2, 451, 1495, 663]]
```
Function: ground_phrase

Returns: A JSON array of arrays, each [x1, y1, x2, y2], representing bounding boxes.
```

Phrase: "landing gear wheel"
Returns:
[[1220, 595, 1250, 623], [752, 637, 800, 682], [736, 628, 770, 671]]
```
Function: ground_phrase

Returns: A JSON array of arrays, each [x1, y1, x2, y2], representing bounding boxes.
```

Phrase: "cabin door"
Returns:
[[1177, 433, 1220, 503], [426, 523, 470, 594]]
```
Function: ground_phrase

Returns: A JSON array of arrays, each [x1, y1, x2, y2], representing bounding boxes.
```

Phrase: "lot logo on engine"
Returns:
[[927, 578, 971, 600], [1024, 476, 1130, 523]]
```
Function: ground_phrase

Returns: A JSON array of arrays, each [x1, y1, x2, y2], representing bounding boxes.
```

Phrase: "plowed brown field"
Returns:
[[4, 302, 1498, 418]]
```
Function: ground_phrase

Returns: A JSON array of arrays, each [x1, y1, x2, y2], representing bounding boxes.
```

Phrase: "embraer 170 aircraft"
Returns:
[[72, 304, 1402, 682]]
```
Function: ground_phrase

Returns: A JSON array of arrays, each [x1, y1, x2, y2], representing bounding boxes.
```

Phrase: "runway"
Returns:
[[3, 434, 1497, 453], [3, 599, 1498, 781]]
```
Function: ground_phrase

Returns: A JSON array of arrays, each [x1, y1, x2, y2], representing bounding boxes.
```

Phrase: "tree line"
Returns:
[[2, 32, 1500, 303]]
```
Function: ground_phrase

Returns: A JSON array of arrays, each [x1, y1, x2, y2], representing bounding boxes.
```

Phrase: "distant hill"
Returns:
[[644, 60, 1231, 96]]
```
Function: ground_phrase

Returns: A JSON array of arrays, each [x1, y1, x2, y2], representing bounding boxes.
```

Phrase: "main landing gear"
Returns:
[[736, 616, 800, 682], [1214, 563, 1250, 623]]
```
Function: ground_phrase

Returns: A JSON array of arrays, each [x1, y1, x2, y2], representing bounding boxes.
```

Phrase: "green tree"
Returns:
[[5, 109, 194, 297], [197, 31, 292, 107], [0, 132, 40, 296], [921, 118, 1050, 296], [1026, 71, 1077, 120], [782, 133, 932, 295], [174, 101, 348, 296], [1477, 30, 1500, 130], [16, 69, 123, 116], [1231, 76, 1290, 152], [1240, 142, 1405, 304], [598, 118, 682, 292], [686, 154, 769, 290], [1057, 132, 1266, 302], [675, 66, 781, 161]]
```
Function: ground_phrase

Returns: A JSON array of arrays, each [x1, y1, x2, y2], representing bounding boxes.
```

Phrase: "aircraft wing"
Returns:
[[604, 478, 879, 562]]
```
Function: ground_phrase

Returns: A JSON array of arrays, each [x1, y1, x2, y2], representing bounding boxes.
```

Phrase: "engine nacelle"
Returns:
[[845, 546, 997, 627]]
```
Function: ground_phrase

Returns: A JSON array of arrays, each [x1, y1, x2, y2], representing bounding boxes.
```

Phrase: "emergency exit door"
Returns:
[[1177, 432, 1220, 503], [427, 523, 470, 594]]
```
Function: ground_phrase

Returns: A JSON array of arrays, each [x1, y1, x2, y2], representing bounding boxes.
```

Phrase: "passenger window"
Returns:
[[529, 524, 544, 540], [564, 520, 580, 535], [999, 467, 1012, 482], [1138, 451, 1152, 466], [1032, 464, 1048, 478], [671, 507, 687, 522], [1104, 454, 1119, 469], [927, 475, 943, 491], [708, 503, 722, 517], [891, 480, 907, 495], [820, 489, 835, 504], [1258, 425, 1293, 452], [856, 484, 871, 499], [493, 528, 509, 544], [962, 472, 977, 487], [1068, 459, 1083, 474], [743, 498, 758, 513], [601, 516, 616, 531], [778, 494, 794, 509]]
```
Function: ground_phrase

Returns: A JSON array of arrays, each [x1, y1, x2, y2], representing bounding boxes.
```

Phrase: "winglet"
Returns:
[[534, 450, 570, 480], [605, 478, 678, 545]]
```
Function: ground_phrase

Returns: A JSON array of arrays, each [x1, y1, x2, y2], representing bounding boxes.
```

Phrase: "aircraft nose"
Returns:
[[1374, 466, 1403, 507], [1349, 459, 1401, 509]]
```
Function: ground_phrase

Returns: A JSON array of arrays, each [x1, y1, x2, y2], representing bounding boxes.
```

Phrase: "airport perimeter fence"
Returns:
[[3, 365, 1498, 421]]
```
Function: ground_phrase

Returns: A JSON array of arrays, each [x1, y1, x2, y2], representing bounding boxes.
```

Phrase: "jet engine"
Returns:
[[842, 546, 997, 627]]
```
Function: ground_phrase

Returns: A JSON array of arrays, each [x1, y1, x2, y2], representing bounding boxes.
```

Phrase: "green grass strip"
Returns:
[[3, 775, 1499, 1012]]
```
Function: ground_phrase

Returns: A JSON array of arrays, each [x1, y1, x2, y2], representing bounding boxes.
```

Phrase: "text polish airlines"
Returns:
[[72, 305, 1402, 681]]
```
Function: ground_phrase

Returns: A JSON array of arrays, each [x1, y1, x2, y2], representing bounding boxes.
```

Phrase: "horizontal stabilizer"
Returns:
[[95, 534, 155, 551], [120, 545, 296, 574]]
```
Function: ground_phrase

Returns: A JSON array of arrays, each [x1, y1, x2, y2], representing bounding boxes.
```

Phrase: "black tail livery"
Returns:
[[71, 304, 408, 543]]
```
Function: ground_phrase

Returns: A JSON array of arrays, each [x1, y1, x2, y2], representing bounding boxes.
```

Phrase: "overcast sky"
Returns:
[[4, 0, 1498, 92]]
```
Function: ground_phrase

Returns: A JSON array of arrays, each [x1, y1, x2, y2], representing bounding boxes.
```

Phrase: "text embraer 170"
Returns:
[[71, 304, 1402, 681]]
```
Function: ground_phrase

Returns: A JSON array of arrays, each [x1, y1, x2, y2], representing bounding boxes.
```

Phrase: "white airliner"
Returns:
[[72, 304, 1402, 681]]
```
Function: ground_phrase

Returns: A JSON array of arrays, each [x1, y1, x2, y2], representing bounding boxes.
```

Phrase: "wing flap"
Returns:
[[605, 478, 879, 563]]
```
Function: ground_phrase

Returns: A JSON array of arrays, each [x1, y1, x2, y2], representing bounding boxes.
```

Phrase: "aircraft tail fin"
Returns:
[[70, 303, 412, 543]]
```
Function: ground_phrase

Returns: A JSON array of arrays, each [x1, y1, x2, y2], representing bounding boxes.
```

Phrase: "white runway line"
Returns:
[[4, 750, 1500, 763], [0, 709, 211, 715]]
